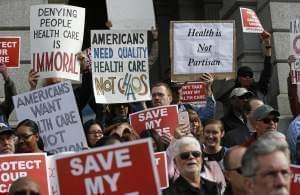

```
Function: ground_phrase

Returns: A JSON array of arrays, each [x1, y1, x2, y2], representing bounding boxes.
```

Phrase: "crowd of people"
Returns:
[[0, 27, 299, 195]]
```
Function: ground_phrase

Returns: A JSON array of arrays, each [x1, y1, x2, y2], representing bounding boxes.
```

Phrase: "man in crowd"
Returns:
[[223, 97, 263, 147], [243, 104, 280, 146], [223, 146, 247, 195], [221, 87, 253, 132], [0, 122, 15, 154], [286, 114, 300, 164], [241, 137, 290, 195]]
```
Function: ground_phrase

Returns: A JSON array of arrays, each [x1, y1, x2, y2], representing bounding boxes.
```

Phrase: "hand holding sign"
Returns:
[[28, 69, 40, 90], [199, 73, 214, 96]]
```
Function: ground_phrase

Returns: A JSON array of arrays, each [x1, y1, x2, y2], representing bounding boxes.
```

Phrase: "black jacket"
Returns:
[[163, 176, 221, 195]]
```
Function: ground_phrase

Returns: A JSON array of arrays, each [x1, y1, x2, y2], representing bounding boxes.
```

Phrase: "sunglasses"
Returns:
[[228, 167, 243, 174], [238, 94, 252, 100], [179, 151, 201, 160], [260, 117, 279, 124], [239, 72, 253, 78]]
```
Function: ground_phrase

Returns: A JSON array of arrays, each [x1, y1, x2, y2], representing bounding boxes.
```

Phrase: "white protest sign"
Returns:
[[30, 4, 85, 81], [13, 81, 88, 154], [290, 18, 300, 84], [106, 0, 156, 30], [171, 21, 235, 81], [91, 30, 151, 103]]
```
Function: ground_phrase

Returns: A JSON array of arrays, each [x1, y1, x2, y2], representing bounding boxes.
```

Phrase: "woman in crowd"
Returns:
[[83, 119, 104, 148], [15, 119, 44, 153], [187, 108, 204, 143], [163, 136, 222, 195], [202, 119, 227, 162]]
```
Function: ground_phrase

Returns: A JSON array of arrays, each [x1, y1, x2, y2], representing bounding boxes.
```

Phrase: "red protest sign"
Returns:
[[0, 36, 20, 68], [129, 105, 178, 136], [290, 165, 300, 194], [180, 82, 207, 104], [240, 7, 264, 33], [155, 152, 169, 189], [0, 153, 49, 194], [55, 139, 161, 195]]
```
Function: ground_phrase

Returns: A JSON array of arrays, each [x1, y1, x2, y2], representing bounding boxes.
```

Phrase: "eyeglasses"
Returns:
[[16, 133, 35, 142], [13, 191, 40, 195], [259, 117, 279, 124], [179, 151, 201, 160], [228, 167, 243, 174], [88, 130, 103, 135]]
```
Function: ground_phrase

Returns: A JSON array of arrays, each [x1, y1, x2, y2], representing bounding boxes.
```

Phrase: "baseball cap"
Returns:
[[238, 66, 254, 77], [0, 122, 14, 135], [230, 87, 254, 98], [252, 105, 280, 121]]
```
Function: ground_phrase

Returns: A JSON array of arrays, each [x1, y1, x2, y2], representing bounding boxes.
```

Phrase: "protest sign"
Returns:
[[154, 152, 169, 189], [290, 165, 300, 194], [30, 4, 85, 81], [289, 18, 300, 84], [170, 21, 235, 82], [129, 105, 178, 136], [0, 153, 49, 194], [106, 0, 156, 30], [240, 7, 264, 33], [180, 81, 207, 104], [0, 36, 20, 68], [55, 139, 161, 195], [13, 81, 88, 154], [91, 30, 151, 103]]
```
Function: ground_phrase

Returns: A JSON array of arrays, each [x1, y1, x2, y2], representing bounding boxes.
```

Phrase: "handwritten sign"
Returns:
[[0, 36, 20, 68], [55, 139, 161, 195], [240, 7, 264, 33], [129, 105, 178, 136], [13, 81, 88, 154], [91, 30, 151, 103], [0, 153, 49, 194], [180, 82, 207, 104], [171, 21, 235, 82], [290, 18, 300, 84], [30, 4, 85, 81]]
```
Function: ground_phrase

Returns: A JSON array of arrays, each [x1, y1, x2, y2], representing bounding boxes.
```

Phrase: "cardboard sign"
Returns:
[[180, 82, 207, 104], [289, 19, 300, 84], [106, 0, 156, 30], [170, 21, 235, 82], [240, 7, 264, 33], [30, 4, 85, 81], [91, 30, 151, 103], [154, 152, 169, 189], [129, 105, 178, 136], [290, 165, 300, 194], [0, 36, 20, 68], [13, 81, 88, 154], [55, 139, 161, 195], [0, 153, 49, 194]]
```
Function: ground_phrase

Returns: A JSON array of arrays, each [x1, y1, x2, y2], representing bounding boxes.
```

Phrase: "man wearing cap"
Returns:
[[243, 104, 280, 147], [221, 87, 254, 132], [216, 31, 273, 115], [0, 122, 16, 154]]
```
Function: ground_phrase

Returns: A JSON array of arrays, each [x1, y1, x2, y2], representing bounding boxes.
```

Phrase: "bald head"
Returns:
[[224, 146, 246, 171], [9, 177, 40, 195]]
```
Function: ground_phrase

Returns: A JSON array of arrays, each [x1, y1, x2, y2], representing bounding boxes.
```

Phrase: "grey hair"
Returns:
[[241, 137, 290, 177], [172, 136, 201, 158], [258, 131, 287, 143]]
